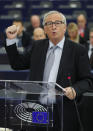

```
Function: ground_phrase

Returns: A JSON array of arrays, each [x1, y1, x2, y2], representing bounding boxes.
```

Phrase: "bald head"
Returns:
[[30, 15, 40, 28], [33, 27, 46, 40], [77, 14, 86, 29]]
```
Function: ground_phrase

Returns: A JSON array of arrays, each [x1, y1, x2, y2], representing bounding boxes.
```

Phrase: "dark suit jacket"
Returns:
[[84, 27, 89, 42], [26, 25, 34, 37], [80, 27, 89, 43], [5, 38, 93, 131], [85, 42, 93, 69], [21, 31, 32, 48]]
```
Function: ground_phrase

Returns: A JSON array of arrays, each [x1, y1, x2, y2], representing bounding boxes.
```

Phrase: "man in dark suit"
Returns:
[[85, 28, 93, 70], [26, 15, 42, 39], [77, 14, 89, 44], [5, 11, 92, 131]]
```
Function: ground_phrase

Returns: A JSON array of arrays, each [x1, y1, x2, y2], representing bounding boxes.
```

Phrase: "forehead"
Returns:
[[78, 16, 85, 21], [90, 32, 93, 35], [34, 29, 44, 34], [45, 13, 62, 22], [31, 16, 39, 21]]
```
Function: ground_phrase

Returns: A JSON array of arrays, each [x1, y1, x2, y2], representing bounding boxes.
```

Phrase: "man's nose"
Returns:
[[52, 23, 56, 29]]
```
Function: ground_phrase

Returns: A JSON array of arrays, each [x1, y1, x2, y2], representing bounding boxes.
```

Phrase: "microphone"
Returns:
[[67, 75, 72, 86], [67, 73, 84, 131]]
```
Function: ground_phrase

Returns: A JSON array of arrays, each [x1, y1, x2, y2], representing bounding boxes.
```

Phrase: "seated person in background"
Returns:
[[67, 22, 86, 45], [24, 27, 46, 53], [13, 19, 31, 49], [26, 15, 42, 39], [77, 14, 89, 44], [86, 28, 93, 69], [33, 27, 46, 41]]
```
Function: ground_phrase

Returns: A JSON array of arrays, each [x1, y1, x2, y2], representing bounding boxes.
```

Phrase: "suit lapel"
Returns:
[[56, 38, 71, 84], [38, 39, 49, 81]]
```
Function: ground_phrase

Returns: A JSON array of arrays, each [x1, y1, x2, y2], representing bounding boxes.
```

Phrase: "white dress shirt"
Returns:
[[46, 37, 65, 83], [6, 38, 17, 46], [88, 44, 93, 58]]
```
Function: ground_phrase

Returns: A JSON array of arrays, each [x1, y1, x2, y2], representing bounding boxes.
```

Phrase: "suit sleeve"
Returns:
[[5, 43, 32, 70], [73, 46, 93, 96]]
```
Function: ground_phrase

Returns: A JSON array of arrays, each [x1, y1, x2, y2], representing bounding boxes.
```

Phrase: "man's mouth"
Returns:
[[52, 31, 57, 35]]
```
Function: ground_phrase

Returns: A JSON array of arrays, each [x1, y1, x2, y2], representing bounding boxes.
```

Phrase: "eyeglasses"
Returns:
[[44, 20, 64, 27]]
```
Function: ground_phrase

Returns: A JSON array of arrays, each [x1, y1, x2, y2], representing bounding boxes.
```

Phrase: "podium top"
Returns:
[[0, 80, 65, 95]]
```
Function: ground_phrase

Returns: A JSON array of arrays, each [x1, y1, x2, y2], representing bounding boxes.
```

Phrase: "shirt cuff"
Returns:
[[6, 38, 17, 46]]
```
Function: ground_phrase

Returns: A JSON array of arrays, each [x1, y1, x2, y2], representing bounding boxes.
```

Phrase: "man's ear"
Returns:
[[44, 27, 47, 34], [64, 25, 67, 33]]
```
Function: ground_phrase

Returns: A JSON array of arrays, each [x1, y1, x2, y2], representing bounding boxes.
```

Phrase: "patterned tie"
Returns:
[[43, 46, 57, 82]]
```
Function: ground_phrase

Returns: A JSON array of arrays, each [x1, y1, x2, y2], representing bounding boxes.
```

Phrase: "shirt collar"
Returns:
[[89, 44, 93, 50], [49, 37, 65, 50]]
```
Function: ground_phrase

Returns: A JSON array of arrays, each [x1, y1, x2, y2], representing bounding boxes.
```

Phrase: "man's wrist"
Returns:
[[6, 38, 17, 46]]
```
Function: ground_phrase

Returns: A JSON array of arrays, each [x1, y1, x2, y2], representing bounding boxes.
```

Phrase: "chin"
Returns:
[[52, 35, 58, 39]]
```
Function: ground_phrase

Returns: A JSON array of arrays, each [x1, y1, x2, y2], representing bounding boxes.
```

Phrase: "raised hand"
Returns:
[[6, 25, 20, 39]]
